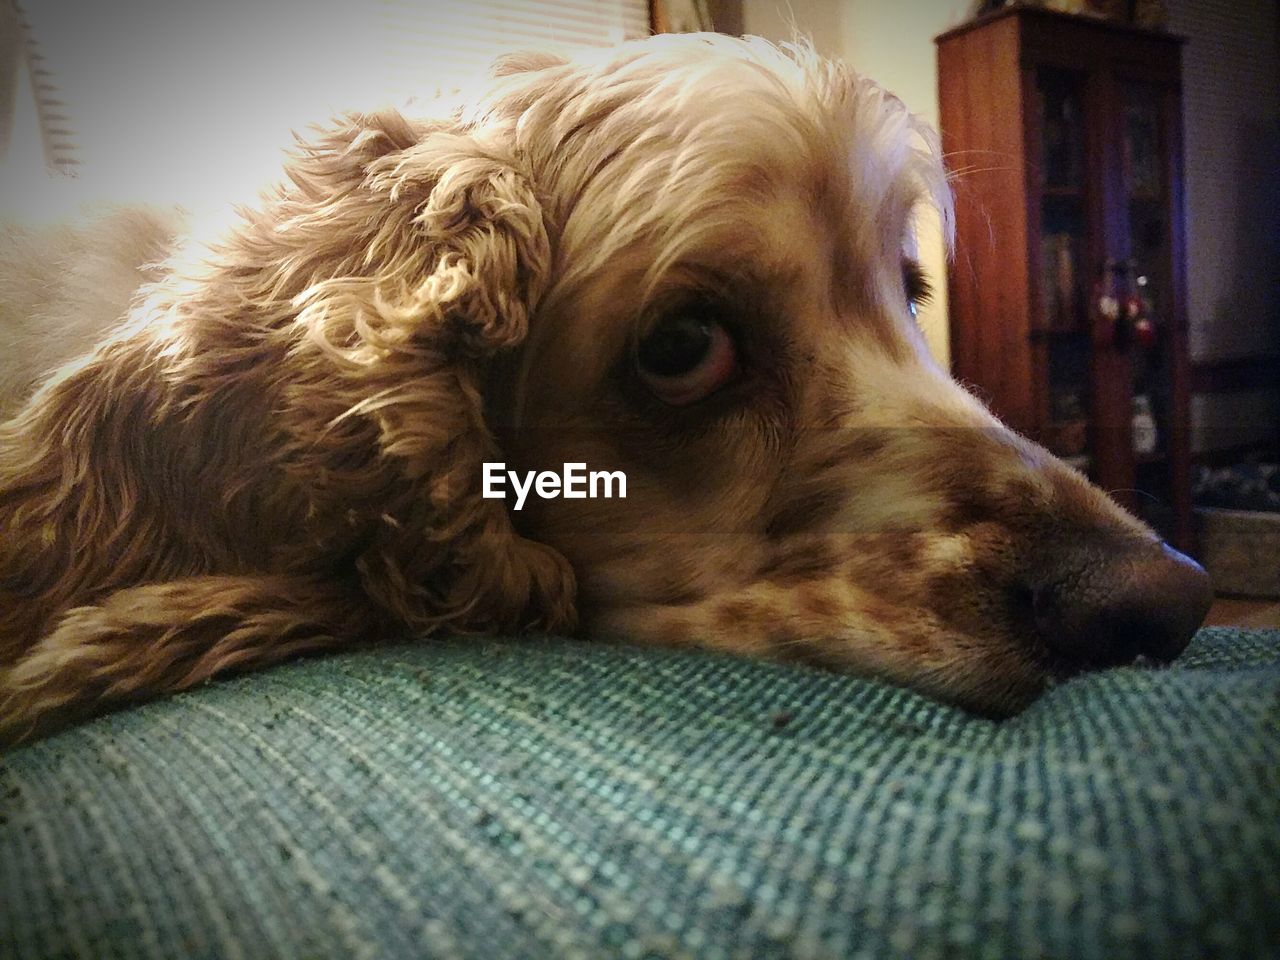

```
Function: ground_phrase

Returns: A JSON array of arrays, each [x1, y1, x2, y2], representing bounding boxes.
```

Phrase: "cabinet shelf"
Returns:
[[1031, 326, 1088, 340]]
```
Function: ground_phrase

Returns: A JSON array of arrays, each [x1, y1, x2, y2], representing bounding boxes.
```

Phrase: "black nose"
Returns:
[[1031, 541, 1213, 673]]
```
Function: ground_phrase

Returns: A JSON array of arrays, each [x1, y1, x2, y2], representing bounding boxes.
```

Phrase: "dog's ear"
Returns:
[[278, 109, 551, 360], [246, 109, 575, 635]]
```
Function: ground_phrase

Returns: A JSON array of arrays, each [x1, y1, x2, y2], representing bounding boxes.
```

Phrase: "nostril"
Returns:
[[1012, 583, 1036, 619], [1030, 542, 1213, 675], [1031, 579, 1139, 670]]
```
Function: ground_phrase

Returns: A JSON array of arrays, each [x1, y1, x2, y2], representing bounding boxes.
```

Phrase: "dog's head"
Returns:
[[281, 34, 1210, 715]]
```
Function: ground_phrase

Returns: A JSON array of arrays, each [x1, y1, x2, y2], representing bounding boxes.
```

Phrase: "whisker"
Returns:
[[1105, 488, 1163, 505]]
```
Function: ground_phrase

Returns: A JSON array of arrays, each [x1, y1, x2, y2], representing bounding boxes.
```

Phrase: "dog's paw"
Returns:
[[0, 619, 113, 746]]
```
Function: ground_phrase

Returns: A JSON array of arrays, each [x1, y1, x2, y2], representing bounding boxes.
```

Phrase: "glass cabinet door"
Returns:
[[1122, 81, 1181, 535], [1036, 68, 1092, 473], [1124, 83, 1169, 465]]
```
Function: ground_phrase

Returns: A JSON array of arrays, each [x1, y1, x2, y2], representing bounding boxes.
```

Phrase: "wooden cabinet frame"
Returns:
[[937, 7, 1193, 549]]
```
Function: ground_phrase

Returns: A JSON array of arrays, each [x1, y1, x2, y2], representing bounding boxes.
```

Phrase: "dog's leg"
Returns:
[[0, 574, 385, 744]]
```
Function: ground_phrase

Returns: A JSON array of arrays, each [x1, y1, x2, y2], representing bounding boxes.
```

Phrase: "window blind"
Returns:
[[378, 0, 650, 100], [6, 0, 649, 210]]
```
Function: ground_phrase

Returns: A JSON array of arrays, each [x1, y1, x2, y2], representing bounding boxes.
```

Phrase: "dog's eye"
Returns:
[[902, 260, 932, 318], [635, 313, 738, 406]]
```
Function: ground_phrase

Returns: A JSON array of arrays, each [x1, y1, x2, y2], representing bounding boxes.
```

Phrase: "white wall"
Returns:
[[1168, 0, 1279, 364], [1167, 0, 1279, 453]]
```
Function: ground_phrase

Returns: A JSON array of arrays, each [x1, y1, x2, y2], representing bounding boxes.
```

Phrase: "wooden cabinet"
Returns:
[[936, 7, 1193, 549]]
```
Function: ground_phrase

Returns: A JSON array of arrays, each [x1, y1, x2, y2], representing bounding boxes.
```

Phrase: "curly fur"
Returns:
[[0, 105, 574, 739], [0, 34, 1209, 743]]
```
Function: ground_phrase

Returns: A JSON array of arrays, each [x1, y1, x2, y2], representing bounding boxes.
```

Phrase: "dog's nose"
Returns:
[[1030, 541, 1213, 672]]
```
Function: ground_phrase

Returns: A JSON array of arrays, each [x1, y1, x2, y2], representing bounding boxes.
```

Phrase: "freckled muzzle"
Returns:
[[882, 416, 1214, 689]]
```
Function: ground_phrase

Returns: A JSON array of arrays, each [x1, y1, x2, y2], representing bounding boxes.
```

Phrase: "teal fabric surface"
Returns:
[[2, 627, 1278, 960]]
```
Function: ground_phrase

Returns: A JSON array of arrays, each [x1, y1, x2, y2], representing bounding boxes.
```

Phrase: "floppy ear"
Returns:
[[257, 109, 576, 635]]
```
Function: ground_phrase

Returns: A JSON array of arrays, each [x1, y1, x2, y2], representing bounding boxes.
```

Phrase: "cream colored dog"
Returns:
[[0, 35, 1211, 743]]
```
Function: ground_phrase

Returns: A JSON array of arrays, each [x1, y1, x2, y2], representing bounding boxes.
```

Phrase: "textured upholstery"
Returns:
[[2, 627, 1278, 960]]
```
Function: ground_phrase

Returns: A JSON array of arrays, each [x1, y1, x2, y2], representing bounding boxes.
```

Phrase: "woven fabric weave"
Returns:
[[2, 627, 1278, 960]]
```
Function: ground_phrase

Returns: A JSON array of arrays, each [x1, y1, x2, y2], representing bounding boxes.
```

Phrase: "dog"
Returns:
[[0, 34, 1212, 743]]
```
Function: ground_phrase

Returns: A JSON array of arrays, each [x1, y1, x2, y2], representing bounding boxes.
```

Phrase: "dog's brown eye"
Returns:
[[636, 315, 737, 406]]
